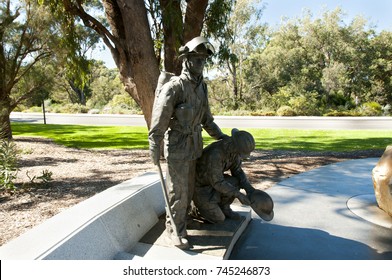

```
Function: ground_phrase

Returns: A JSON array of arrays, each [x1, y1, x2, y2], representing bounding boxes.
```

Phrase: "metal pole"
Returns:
[[42, 99, 46, 125], [157, 162, 184, 246]]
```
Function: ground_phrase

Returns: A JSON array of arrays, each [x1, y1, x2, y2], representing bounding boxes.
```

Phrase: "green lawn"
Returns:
[[11, 122, 392, 152], [12, 123, 149, 149]]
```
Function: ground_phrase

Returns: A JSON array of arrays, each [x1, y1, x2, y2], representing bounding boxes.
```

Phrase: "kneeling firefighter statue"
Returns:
[[191, 129, 274, 223]]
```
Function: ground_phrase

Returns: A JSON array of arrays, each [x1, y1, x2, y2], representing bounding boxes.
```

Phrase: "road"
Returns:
[[10, 112, 392, 130]]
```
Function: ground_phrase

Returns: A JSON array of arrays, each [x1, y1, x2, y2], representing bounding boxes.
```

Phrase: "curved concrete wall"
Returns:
[[0, 172, 164, 260]]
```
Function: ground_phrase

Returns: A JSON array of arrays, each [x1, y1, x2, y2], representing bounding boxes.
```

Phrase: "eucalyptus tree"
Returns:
[[40, 0, 233, 127], [0, 0, 57, 139], [208, 0, 266, 109]]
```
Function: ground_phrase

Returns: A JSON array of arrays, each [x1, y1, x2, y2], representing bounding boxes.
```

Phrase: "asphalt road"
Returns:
[[10, 112, 392, 130]]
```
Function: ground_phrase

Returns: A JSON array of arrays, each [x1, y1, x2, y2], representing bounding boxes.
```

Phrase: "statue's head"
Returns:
[[179, 37, 214, 75], [231, 128, 255, 159]]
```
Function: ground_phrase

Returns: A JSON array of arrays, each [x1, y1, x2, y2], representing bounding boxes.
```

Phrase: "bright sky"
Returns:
[[262, 0, 392, 31], [93, 0, 392, 68]]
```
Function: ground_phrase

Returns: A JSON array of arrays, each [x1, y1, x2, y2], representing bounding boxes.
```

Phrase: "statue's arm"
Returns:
[[208, 160, 239, 197], [231, 158, 254, 194], [148, 82, 178, 147]]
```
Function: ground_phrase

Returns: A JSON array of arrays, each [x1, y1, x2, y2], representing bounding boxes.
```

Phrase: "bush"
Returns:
[[210, 109, 252, 116], [23, 106, 42, 113], [262, 111, 276, 116], [324, 110, 356, 116], [359, 102, 382, 116], [61, 104, 89, 114], [289, 93, 321, 116], [268, 87, 292, 110], [0, 139, 20, 191], [250, 110, 276, 116], [104, 93, 142, 114], [329, 93, 349, 107], [26, 169, 53, 188], [277, 106, 296, 116]]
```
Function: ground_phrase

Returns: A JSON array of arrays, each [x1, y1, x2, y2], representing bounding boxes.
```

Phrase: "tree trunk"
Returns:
[[0, 26, 10, 139], [160, 0, 209, 75], [68, 79, 86, 105], [0, 98, 12, 140], [183, 0, 209, 41], [104, 0, 160, 128], [160, 0, 183, 75]]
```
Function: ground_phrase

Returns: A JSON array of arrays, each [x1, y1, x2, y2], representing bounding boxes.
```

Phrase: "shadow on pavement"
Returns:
[[230, 220, 392, 260]]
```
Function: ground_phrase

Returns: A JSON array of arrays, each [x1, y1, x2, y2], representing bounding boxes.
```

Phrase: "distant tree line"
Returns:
[[207, 7, 392, 116], [20, 60, 140, 115]]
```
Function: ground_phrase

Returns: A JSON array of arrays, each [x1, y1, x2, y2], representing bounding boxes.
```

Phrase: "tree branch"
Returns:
[[184, 0, 208, 41], [63, 0, 120, 54], [8, 50, 52, 93]]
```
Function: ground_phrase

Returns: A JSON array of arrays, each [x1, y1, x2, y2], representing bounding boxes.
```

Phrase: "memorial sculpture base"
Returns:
[[133, 209, 251, 259]]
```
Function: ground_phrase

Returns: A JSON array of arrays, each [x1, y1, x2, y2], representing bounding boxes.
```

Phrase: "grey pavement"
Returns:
[[230, 158, 392, 260]]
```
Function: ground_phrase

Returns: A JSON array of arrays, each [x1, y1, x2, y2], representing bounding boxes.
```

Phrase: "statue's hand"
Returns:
[[219, 133, 230, 140], [242, 183, 255, 196], [235, 192, 251, 206], [150, 145, 160, 165]]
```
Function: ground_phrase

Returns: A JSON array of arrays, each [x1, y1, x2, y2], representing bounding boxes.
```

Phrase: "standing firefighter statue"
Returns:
[[148, 37, 226, 249], [191, 129, 274, 224]]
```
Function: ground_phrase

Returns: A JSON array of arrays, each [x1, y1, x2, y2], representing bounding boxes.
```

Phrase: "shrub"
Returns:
[[250, 110, 276, 116], [268, 87, 292, 110], [88, 109, 100, 114], [329, 93, 349, 107], [103, 93, 142, 114], [0, 139, 20, 191], [289, 93, 321, 116], [26, 169, 53, 188], [23, 106, 42, 113], [262, 111, 276, 116], [359, 102, 382, 116], [277, 106, 296, 116], [324, 110, 355, 116], [60, 104, 89, 114]]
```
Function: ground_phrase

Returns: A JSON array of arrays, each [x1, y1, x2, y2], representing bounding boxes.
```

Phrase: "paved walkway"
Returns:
[[230, 158, 392, 260]]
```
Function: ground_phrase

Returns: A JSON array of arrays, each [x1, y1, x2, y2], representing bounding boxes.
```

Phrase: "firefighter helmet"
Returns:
[[231, 128, 256, 157], [178, 36, 215, 59]]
